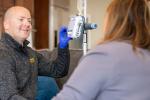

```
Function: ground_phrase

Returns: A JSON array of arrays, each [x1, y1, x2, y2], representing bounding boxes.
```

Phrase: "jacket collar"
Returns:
[[1, 33, 30, 51]]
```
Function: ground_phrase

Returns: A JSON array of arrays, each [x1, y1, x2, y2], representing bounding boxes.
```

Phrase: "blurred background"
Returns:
[[0, 0, 111, 50]]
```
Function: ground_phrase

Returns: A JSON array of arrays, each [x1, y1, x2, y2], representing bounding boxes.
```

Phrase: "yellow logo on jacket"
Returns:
[[29, 57, 35, 64]]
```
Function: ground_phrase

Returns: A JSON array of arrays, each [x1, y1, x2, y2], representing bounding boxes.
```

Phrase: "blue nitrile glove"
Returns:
[[59, 26, 72, 48]]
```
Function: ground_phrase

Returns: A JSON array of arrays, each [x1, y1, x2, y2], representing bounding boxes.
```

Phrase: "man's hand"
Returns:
[[59, 26, 72, 48]]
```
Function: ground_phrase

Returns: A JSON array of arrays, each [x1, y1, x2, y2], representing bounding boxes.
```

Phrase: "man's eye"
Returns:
[[28, 20, 32, 24], [19, 19, 23, 21]]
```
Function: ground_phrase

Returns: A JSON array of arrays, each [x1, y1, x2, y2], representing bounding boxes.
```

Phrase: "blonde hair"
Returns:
[[102, 0, 150, 50]]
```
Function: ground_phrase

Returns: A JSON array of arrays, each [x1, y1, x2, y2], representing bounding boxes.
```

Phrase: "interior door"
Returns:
[[34, 0, 49, 49]]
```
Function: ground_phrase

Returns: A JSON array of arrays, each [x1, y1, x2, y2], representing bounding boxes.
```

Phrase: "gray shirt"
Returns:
[[0, 33, 70, 100], [52, 41, 150, 100]]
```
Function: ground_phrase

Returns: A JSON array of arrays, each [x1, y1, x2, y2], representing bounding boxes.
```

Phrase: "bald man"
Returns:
[[0, 6, 71, 100]]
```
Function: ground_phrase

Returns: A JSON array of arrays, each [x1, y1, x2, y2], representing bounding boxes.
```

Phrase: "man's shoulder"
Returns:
[[0, 43, 11, 61], [0, 41, 13, 53]]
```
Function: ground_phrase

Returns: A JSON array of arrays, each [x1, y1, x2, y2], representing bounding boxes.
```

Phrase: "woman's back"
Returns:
[[88, 41, 150, 100]]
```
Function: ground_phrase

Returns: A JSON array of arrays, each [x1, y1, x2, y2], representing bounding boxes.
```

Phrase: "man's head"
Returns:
[[3, 6, 32, 44]]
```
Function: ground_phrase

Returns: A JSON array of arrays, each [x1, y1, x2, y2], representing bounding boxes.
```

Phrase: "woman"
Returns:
[[52, 0, 150, 100]]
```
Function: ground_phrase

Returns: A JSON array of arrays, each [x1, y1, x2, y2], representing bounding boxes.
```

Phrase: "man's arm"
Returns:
[[38, 26, 71, 78], [37, 47, 70, 78], [0, 50, 28, 100]]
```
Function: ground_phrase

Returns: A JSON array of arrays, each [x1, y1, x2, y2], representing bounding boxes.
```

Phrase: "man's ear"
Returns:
[[3, 20, 9, 30]]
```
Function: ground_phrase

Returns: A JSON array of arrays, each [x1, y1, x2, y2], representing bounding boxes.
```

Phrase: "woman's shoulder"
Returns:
[[88, 41, 132, 55]]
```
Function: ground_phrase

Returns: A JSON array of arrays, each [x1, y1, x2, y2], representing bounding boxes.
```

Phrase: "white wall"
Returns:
[[27, 32, 33, 47], [49, 0, 70, 50], [87, 0, 111, 48]]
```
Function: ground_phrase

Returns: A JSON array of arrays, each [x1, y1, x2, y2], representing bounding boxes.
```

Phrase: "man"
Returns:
[[0, 6, 71, 100]]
